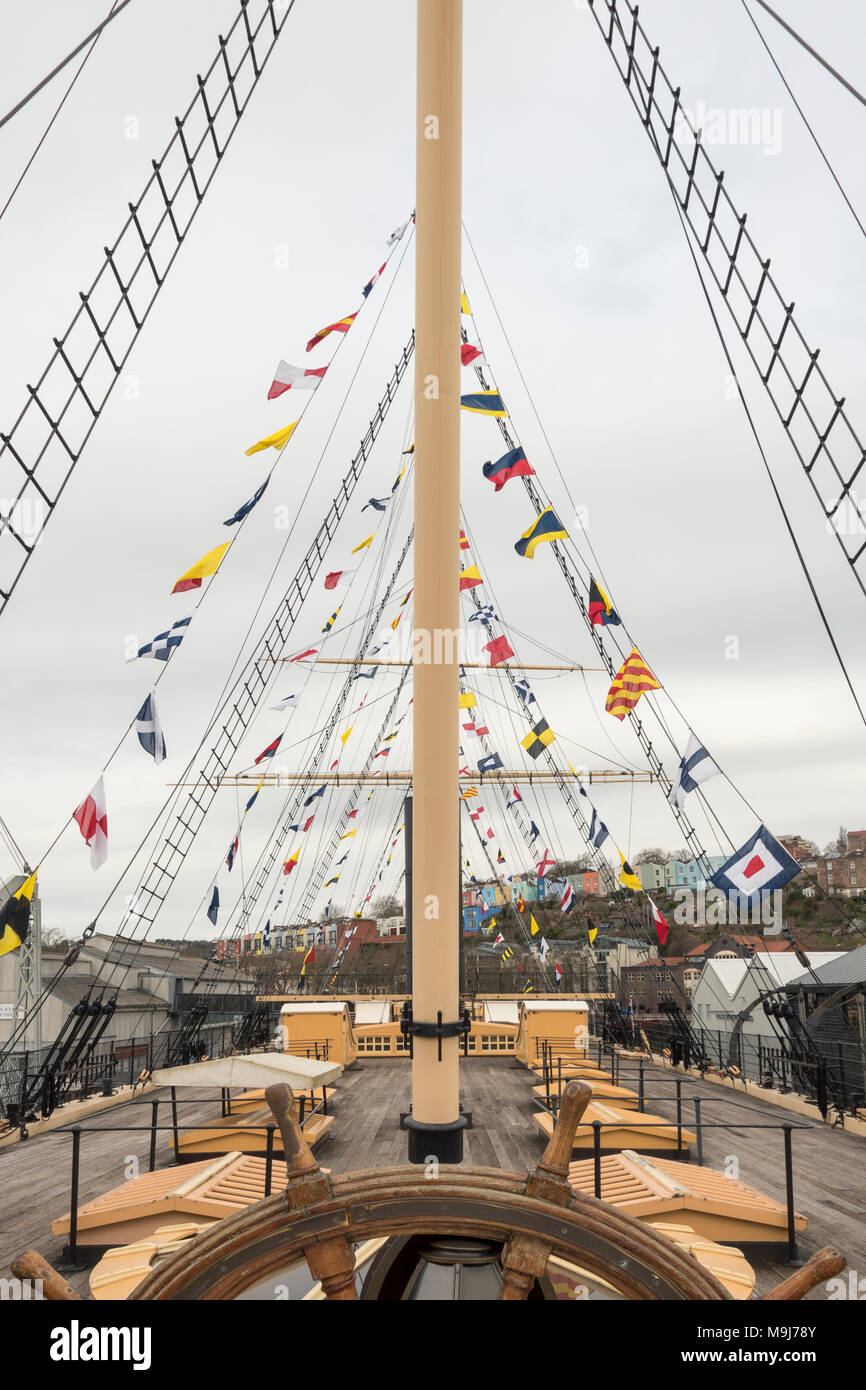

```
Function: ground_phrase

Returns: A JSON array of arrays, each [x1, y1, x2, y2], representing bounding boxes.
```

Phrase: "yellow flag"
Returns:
[[618, 852, 643, 893], [352, 534, 374, 553], [172, 541, 230, 594], [461, 786, 478, 799], [340, 726, 353, 746], [339, 828, 357, 840], [458, 692, 477, 709], [530, 914, 540, 937], [244, 420, 299, 455], [588, 926, 598, 946], [0, 870, 37, 959], [460, 291, 471, 314]]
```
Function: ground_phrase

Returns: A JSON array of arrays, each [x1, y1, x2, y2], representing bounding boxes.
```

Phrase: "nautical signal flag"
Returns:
[[134, 692, 166, 765], [555, 962, 563, 985], [461, 787, 478, 799], [460, 391, 507, 417], [483, 635, 514, 666], [501, 945, 514, 960], [669, 733, 720, 810], [352, 534, 374, 553], [267, 360, 327, 398], [255, 736, 282, 764], [460, 343, 485, 366], [283, 849, 300, 876], [530, 914, 540, 936], [606, 649, 661, 720], [710, 825, 800, 907], [306, 313, 357, 352], [245, 420, 300, 455], [300, 944, 315, 974], [648, 896, 669, 947], [478, 753, 503, 774], [459, 529, 470, 550], [0, 871, 37, 959], [497, 849, 505, 864], [618, 854, 642, 893], [459, 565, 483, 591], [468, 604, 497, 624], [136, 614, 191, 661], [536, 850, 556, 877], [226, 834, 239, 871], [73, 775, 108, 870], [560, 883, 575, 914], [172, 541, 231, 594], [458, 692, 477, 709], [206, 884, 220, 928], [460, 292, 471, 314], [522, 719, 555, 759], [515, 508, 568, 559], [588, 925, 598, 946], [362, 262, 386, 298], [322, 607, 341, 633], [517, 894, 526, 913], [324, 569, 357, 591], [245, 778, 264, 813], [482, 447, 534, 492], [588, 576, 621, 627], [224, 479, 269, 527]]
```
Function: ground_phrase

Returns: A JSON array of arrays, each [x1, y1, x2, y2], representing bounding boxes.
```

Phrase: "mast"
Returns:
[[406, 0, 465, 1163]]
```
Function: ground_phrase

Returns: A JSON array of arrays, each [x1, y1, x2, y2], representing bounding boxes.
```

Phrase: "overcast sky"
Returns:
[[0, 0, 865, 946]]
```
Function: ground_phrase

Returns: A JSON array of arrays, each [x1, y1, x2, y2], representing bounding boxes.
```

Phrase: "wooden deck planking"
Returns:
[[1, 1058, 863, 1300]]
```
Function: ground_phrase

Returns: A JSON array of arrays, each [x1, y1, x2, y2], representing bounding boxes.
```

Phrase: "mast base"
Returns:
[[405, 1114, 467, 1165]]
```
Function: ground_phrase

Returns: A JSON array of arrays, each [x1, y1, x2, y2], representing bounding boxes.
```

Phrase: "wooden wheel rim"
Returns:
[[129, 1164, 730, 1301]]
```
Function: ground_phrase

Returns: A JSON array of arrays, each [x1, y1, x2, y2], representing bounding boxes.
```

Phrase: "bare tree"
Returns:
[[370, 894, 403, 919], [632, 847, 669, 865], [824, 826, 848, 856]]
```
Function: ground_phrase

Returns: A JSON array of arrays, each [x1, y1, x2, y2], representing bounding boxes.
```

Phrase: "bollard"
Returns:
[[592, 1120, 602, 1197]]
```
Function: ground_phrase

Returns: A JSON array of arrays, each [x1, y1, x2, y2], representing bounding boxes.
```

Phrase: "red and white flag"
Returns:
[[460, 343, 485, 367], [267, 360, 327, 399], [536, 849, 556, 877], [648, 895, 669, 947], [324, 569, 357, 591], [73, 774, 108, 870]]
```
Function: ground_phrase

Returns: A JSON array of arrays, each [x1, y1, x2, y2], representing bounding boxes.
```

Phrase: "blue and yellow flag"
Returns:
[[515, 508, 569, 559], [460, 391, 507, 418]]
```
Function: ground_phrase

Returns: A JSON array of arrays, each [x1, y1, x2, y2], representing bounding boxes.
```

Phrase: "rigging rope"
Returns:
[[750, 0, 866, 111]]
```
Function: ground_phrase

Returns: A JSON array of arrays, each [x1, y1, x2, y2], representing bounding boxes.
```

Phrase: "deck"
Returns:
[[1, 1056, 863, 1299]]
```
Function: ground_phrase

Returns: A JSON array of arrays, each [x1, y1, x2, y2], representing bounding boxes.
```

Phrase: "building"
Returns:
[[801, 851, 866, 898], [620, 956, 691, 1015], [685, 933, 802, 963], [637, 862, 665, 891], [691, 951, 843, 1040], [846, 831, 866, 855], [778, 834, 818, 860]]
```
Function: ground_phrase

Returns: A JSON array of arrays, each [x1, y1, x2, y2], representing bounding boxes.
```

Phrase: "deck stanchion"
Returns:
[[638, 1061, 645, 1112], [149, 1098, 159, 1172], [675, 1078, 683, 1155], [693, 1097, 703, 1167], [782, 1124, 800, 1263], [68, 1127, 81, 1267], [592, 1120, 602, 1196], [170, 1086, 179, 1156], [264, 1123, 275, 1196]]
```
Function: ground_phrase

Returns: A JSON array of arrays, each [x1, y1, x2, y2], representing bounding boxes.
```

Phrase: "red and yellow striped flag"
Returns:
[[605, 648, 661, 720], [306, 313, 357, 352]]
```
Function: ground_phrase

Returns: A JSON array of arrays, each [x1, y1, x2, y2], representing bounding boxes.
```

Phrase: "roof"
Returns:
[[785, 942, 866, 989], [151, 1052, 341, 1090], [353, 1000, 390, 1024], [483, 1001, 520, 1024], [279, 1002, 348, 1015], [48, 976, 166, 1011], [520, 1000, 589, 1012]]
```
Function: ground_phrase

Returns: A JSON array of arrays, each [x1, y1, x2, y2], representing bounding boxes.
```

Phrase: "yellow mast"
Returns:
[[406, 0, 465, 1163]]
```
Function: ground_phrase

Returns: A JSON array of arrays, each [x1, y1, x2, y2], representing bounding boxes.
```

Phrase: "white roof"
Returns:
[[151, 1051, 341, 1090], [483, 1001, 519, 1024], [279, 1002, 348, 1015], [521, 1000, 589, 1013], [354, 1000, 391, 1025]]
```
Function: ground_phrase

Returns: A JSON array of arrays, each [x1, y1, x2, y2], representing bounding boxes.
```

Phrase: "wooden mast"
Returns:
[[406, 0, 465, 1163]]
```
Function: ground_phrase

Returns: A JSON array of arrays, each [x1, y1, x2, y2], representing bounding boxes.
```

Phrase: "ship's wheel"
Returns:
[[14, 1081, 843, 1302], [122, 1081, 839, 1302]]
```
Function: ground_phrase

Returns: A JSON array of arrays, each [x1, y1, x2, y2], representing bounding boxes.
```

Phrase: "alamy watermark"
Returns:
[[674, 100, 783, 157], [673, 887, 783, 930]]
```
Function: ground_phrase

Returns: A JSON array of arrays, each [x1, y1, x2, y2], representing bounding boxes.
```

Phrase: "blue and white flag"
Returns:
[[669, 733, 720, 810], [514, 678, 536, 706], [711, 825, 800, 907], [478, 753, 503, 774], [304, 785, 326, 808], [224, 478, 269, 526], [560, 883, 575, 914], [134, 692, 166, 764], [136, 615, 191, 662], [263, 919, 271, 950], [351, 665, 379, 681], [529, 820, 540, 843], [206, 883, 219, 926], [539, 936, 550, 962], [362, 497, 389, 512], [588, 807, 609, 849], [468, 604, 498, 624]]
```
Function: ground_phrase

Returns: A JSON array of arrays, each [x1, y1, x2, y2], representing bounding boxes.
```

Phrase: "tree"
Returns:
[[824, 827, 847, 856], [319, 903, 344, 923], [370, 895, 403, 919], [40, 926, 73, 953], [632, 848, 669, 865]]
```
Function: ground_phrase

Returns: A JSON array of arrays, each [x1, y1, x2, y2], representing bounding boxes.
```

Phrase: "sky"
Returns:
[[0, 0, 865, 946]]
